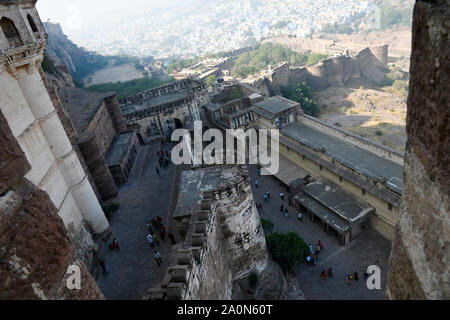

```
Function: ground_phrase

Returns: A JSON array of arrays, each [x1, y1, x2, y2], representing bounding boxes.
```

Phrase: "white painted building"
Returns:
[[0, 1, 109, 241]]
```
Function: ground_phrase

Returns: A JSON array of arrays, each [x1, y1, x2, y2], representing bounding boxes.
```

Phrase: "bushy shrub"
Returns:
[[266, 232, 309, 272]]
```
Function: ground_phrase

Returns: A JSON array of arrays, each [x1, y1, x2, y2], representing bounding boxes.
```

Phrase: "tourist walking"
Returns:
[[264, 194, 268, 202], [266, 190, 271, 198], [328, 267, 333, 277], [318, 240, 324, 250], [285, 208, 289, 218], [154, 251, 162, 267], [257, 167, 261, 176], [147, 221, 154, 235], [165, 158, 169, 167], [280, 203, 284, 213], [314, 248, 320, 260], [280, 192, 284, 201], [147, 234, 155, 247], [168, 233, 176, 245], [99, 259, 109, 274], [298, 212, 303, 222], [255, 179, 259, 188], [321, 270, 327, 280], [309, 243, 313, 255], [306, 256, 311, 265], [156, 167, 160, 175], [153, 234, 160, 245], [354, 272, 359, 281]]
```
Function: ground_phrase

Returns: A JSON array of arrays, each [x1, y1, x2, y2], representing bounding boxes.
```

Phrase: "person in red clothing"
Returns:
[[318, 240, 324, 250], [321, 270, 327, 280]]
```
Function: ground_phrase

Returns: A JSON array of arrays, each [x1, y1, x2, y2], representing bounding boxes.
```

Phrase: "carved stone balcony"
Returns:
[[0, 39, 46, 74]]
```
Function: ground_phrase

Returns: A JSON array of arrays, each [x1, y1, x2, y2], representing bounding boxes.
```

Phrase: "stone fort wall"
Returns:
[[146, 166, 290, 300], [251, 45, 389, 94]]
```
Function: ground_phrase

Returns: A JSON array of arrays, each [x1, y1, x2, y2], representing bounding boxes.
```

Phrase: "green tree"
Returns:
[[260, 218, 274, 235], [204, 75, 216, 86], [266, 232, 310, 272], [280, 81, 320, 117], [231, 43, 329, 78]]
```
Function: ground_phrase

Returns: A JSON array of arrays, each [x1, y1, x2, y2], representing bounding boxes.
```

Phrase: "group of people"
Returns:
[[306, 240, 324, 266], [321, 267, 334, 280], [156, 148, 171, 175], [99, 238, 121, 274], [146, 216, 177, 267], [147, 216, 168, 246]]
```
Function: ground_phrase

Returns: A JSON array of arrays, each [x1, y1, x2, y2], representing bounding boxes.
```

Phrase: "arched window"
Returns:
[[27, 14, 38, 33], [0, 17, 23, 47]]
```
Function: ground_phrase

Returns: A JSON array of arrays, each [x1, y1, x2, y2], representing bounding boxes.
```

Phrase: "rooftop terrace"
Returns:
[[254, 96, 298, 115], [58, 87, 114, 134]]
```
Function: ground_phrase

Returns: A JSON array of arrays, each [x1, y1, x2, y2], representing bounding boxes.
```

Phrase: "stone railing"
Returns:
[[0, 39, 46, 70], [298, 114, 404, 166], [119, 78, 205, 106]]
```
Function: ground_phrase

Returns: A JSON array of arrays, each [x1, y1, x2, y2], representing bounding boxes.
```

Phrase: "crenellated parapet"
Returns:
[[145, 165, 268, 300]]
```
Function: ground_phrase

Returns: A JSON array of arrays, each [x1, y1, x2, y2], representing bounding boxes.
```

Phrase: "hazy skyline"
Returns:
[[36, 0, 189, 37]]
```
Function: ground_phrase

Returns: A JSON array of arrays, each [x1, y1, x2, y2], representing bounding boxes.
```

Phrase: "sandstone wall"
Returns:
[[386, 0, 449, 300], [0, 110, 104, 300]]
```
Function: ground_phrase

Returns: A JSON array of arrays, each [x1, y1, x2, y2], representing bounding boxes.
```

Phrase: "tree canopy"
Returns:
[[266, 232, 310, 272], [231, 43, 329, 78], [280, 81, 320, 117]]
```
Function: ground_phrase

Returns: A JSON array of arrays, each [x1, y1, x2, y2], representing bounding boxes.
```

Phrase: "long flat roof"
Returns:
[[107, 132, 134, 166], [254, 96, 297, 115], [296, 193, 351, 234], [120, 88, 190, 115], [302, 179, 373, 223], [281, 122, 403, 194]]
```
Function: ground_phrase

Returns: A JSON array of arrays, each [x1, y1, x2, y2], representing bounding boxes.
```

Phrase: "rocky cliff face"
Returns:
[[386, 0, 449, 300], [0, 111, 104, 300], [43, 22, 108, 85]]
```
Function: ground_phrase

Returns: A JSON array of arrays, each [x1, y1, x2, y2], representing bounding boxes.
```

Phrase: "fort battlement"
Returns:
[[145, 165, 271, 300]]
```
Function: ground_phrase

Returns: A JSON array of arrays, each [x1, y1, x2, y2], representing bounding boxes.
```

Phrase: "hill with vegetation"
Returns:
[[231, 43, 329, 78]]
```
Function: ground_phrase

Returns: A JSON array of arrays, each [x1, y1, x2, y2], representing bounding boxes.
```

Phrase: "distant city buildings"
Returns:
[[70, 0, 371, 58]]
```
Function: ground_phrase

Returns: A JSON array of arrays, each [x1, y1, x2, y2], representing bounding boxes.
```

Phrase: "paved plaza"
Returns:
[[96, 142, 177, 300], [95, 144, 391, 300], [248, 165, 392, 300]]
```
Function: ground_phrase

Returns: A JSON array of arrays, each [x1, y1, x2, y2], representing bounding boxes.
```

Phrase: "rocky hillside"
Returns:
[[43, 22, 109, 87]]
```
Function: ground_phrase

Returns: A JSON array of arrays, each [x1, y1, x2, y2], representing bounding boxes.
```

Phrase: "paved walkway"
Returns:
[[248, 165, 391, 300], [96, 142, 177, 300]]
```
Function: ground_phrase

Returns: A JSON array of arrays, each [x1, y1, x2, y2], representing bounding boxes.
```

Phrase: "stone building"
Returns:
[[107, 131, 140, 185], [58, 87, 138, 192], [205, 91, 403, 242], [294, 179, 375, 246], [0, 0, 108, 298], [119, 78, 209, 141]]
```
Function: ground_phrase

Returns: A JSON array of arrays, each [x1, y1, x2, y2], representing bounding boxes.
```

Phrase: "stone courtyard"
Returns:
[[93, 136, 391, 300], [95, 142, 177, 300], [248, 165, 392, 300]]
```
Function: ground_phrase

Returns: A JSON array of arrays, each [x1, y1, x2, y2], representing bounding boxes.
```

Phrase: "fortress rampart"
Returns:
[[146, 166, 291, 300], [250, 45, 389, 94]]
